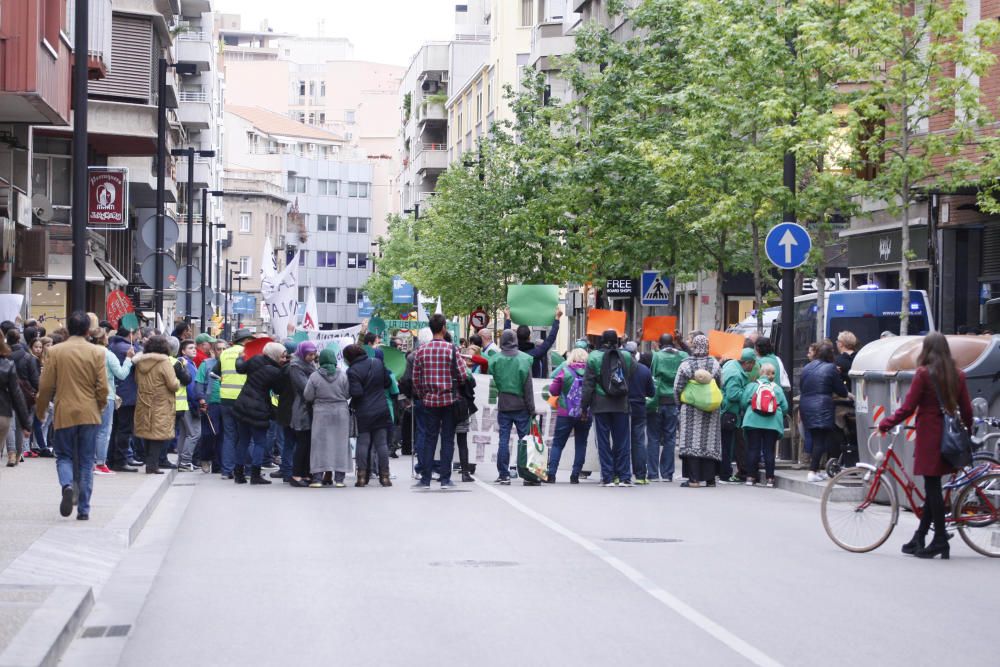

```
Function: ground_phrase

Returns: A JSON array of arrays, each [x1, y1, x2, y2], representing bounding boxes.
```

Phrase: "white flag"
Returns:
[[260, 237, 278, 282], [417, 291, 429, 323], [262, 251, 299, 338], [435, 297, 443, 315], [302, 286, 320, 331]]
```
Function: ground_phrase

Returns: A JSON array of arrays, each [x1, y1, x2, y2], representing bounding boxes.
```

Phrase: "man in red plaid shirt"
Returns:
[[412, 314, 466, 489]]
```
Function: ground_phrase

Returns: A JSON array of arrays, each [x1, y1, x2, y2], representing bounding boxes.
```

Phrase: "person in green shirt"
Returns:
[[720, 348, 757, 483], [648, 334, 687, 482], [195, 341, 226, 473], [488, 330, 536, 485], [740, 362, 788, 487]]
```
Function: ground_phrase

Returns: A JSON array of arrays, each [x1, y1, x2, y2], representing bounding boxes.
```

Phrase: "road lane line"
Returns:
[[477, 482, 784, 667]]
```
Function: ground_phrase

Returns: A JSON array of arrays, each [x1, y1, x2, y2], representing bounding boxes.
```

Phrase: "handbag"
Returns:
[[930, 378, 973, 469], [451, 347, 473, 423], [680, 378, 723, 413]]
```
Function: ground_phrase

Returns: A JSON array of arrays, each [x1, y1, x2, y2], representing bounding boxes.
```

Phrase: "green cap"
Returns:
[[195, 333, 217, 344], [740, 348, 757, 362]]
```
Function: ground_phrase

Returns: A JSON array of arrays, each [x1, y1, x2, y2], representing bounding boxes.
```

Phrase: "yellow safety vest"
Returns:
[[174, 357, 189, 412], [219, 345, 246, 401]]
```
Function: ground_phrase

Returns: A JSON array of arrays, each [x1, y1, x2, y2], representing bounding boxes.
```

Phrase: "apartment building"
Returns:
[[220, 16, 402, 242], [225, 106, 373, 329]]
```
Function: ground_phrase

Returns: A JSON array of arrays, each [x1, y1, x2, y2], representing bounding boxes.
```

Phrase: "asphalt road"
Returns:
[[73, 468, 999, 667]]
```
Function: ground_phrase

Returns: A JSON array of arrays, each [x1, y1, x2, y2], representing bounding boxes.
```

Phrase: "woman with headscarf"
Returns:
[[233, 342, 288, 485], [674, 332, 723, 488], [303, 347, 351, 487], [344, 343, 393, 487], [286, 341, 318, 487]]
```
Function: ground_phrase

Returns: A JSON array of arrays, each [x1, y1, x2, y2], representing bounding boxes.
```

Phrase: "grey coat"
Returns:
[[303, 368, 351, 474], [287, 357, 315, 431]]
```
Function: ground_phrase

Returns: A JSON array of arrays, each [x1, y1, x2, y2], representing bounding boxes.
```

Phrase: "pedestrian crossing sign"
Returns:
[[641, 271, 671, 306]]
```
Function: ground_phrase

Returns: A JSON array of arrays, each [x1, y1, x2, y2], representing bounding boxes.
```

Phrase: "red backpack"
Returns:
[[750, 381, 778, 416]]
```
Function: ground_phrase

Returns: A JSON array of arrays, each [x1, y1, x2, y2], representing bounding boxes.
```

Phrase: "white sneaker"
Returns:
[[807, 472, 825, 483], [819, 471, 830, 481]]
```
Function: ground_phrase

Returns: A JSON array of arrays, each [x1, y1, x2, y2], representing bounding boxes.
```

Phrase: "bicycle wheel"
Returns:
[[825, 457, 843, 479], [954, 472, 1000, 557], [821, 466, 899, 553]]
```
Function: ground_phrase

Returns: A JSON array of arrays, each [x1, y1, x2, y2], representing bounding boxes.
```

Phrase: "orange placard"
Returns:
[[641, 316, 678, 342], [586, 309, 627, 336], [708, 330, 745, 361]]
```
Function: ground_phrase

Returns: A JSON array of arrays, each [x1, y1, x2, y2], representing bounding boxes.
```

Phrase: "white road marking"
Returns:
[[477, 481, 784, 667]]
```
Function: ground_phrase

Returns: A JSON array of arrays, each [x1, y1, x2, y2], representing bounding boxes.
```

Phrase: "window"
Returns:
[[309, 81, 315, 97], [347, 217, 370, 234], [239, 212, 252, 233], [317, 215, 338, 231], [286, 174, 307, 193], [347, 182, 370, 198], [317, 287, 338, 303], [320, 81, 326, 97], [319, 112, 326, 125], [299, 251, 307, 266], [318, 179, 339, 196], [345, 288, 360, 304], [476, 92, 482, 122], [31, 154, 71, 207], [299, 81, 306, 96], [41, 0, 63, 50], [346, 253, 368, 270], [308, 112, 315, 125], [520, 0, 533, 26], [316, 251, 338, 268], [345, 109, 356, 123], [239, 256, 252, 276]]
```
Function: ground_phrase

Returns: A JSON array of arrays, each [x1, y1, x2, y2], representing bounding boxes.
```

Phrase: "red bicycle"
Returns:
[[821, 428, 1000, 557]]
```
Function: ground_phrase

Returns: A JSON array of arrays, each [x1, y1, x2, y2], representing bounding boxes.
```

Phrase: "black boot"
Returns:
[[250, 466, 271, 485], [145, 442, 164, 475], [901, 531, 926, 555], [379, 473, 392, 487], [915, 537, 950, 559], [355, 470, 368, 487], [234, 465, 247, 484]]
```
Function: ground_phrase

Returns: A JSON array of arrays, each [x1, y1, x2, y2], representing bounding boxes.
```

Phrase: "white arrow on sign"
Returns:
[[779, 229, 797, 264]]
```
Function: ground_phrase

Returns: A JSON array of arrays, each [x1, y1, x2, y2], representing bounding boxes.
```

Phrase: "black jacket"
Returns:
[[799, 360, 848, 430], [347, 357, 391, 433], [0, 358, 30, 429], [11, 345, 40, 392], [234, 356, 287, 429]]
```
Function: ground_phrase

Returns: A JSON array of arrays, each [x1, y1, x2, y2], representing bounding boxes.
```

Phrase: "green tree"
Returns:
[[845, 0, 999, 333]]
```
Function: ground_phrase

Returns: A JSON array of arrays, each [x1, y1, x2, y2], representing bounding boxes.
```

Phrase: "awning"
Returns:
[[44, 255, 104, 283], [93, 256, 129, 288]]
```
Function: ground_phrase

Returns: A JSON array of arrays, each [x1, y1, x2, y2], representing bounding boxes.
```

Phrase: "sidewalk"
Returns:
[[0, 457, 174, 667]]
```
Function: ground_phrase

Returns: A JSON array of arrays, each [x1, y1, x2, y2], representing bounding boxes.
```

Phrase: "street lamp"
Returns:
[[198, 189, 225, 327], [70, 0, 88, 313], [225, 260, 240, 337], [208, 219, 226, 330], [170, 148, 216, 326], [154, 58, 198, 327]]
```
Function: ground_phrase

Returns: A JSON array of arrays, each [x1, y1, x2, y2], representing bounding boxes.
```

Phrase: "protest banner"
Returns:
[[586, 309, 626, 336], [507, 285, 559, 326], [641, 316, 677, 342]]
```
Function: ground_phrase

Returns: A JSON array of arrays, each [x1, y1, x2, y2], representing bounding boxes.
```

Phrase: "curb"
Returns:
[[0, 470, 176, 667], [0, 586, 93, 667], [773, 471, 826, 499]]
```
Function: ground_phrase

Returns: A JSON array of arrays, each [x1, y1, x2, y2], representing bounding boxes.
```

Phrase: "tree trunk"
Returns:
[[898, 16, 911, 336], [715, 252, 726, 331], [815, 224, 827, 343], [752, 219, 765, 334]]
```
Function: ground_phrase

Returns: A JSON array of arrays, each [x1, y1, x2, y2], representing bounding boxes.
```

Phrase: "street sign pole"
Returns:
[[781, 151, 796, 405]]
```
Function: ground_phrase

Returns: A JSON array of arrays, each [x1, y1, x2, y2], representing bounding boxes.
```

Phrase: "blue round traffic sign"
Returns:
[[765, 222, 812, 270]]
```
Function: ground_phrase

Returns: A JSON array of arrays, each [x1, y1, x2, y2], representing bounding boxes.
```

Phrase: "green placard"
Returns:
[[508, 285, 559, 326], [369, 316, 387, 336], [380, 345, 407, 377]]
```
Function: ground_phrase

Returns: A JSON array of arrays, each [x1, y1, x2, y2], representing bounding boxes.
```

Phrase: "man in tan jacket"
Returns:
[[36, 311, 108, 520]]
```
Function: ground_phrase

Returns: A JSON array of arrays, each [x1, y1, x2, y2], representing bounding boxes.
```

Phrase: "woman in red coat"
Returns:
[[879, 333, 973, 560]]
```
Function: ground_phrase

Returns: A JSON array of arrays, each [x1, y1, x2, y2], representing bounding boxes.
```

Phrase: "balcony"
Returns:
[[107, 156, 176, 208], [181, 0, 213, 17], [416, 101, 447, 126], [0, 3, 73, 124], [176, 32, 214, 72], [530, 21, 575, 69], [87, 0, 114, 79], [412, 142, 448, 175], [190, 159, 214, 189], [88, 99, 158, 155], [178, 87, 212, 129]]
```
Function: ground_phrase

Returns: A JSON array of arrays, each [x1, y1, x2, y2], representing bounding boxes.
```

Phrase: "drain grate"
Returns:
[[172, 481, 196, 487], [429, 560, 519, 568], [81, 624, 131, 639], [605, 537, 683, 544]]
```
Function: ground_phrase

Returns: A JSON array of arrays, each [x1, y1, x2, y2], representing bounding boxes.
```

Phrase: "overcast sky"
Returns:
[[213, 0, 457, 67]]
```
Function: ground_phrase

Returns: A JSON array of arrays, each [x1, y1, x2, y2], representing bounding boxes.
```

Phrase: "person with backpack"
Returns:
[[544, 347, 592, 483], [581, 329, 634, 486], [674, 332, 723, 488], [740, 362, 787, 487], [720, 348, 757, 483], [488, 330, 536, 485], [648, 334, 687, 482], [628, 352, 656, 484]]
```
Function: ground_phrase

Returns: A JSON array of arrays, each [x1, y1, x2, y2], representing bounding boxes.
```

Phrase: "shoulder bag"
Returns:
[[931, 377, 973, 469]]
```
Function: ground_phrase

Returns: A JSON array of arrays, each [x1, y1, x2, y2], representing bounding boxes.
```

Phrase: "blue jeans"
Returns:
[[53, 425, 98, 516], [412, 400, 431, 477], [199, 404, 222, 470], [630, 411, 648, 480], [420, 405, 456, 484], [95, 398, 115, 465], [650, 403, 678, 480], [235, 421, 268, 468], [32, 414, 48, 450], [497, 410, 531, 479], [546, 415, 591, 478], [220, 402, 238, 474], [264, 420, 281, 466], [280, 425, 296, 479], [593, 412, 631, 483]]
